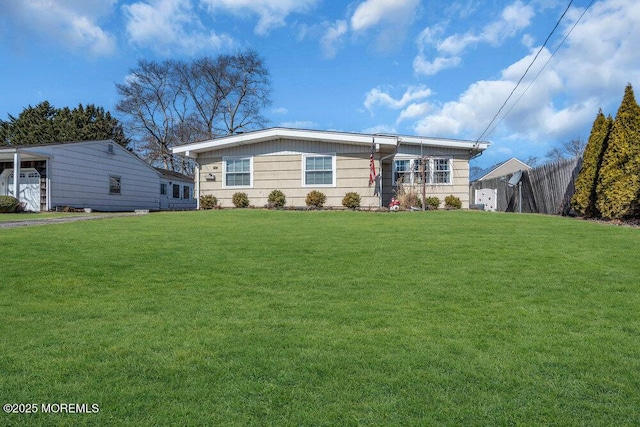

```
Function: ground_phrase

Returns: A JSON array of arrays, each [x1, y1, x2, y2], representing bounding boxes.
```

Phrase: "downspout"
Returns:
[[13, 152, 20, 204], [192, 154, 201, 210], [378, 137, 402, 208]]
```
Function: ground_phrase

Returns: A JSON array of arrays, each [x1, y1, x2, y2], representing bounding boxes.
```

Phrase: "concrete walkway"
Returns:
[[0, 212, 144, 229]]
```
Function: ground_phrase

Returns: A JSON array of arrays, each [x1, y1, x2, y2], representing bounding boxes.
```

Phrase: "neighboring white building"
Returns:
[[157, 168, 197, 210], [173, 128, 489, 209], [0, 140, 195, 212]]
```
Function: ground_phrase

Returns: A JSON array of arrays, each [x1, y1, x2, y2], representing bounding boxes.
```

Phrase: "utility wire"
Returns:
[[485, 0, 596, 138], [475, 0, 574, 143]]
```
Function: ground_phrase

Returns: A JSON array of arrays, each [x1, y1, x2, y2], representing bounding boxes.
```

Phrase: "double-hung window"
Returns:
[[393, 157, 452, 185], [224, 157, 252, 187], [303, 155, 335, 186], [432, 158, 451, 184], [394, 159, 411, 185]]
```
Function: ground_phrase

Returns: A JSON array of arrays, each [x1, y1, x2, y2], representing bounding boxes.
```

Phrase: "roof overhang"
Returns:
[[172, 127, 489, 158], [0, 147, 52, 161]]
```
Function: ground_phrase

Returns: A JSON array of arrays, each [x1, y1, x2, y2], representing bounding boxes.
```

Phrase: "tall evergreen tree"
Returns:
[[571, 110, 613, 218], [0, 101, 129, 147], [596, 84, 640, 219]]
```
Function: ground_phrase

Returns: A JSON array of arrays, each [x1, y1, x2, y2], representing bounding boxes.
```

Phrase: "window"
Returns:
[[224, 157, 252, 187], [393, 158, 451, 185], [109, 175, 121, 194], [394, 159, 411, 185], [160, 183, 167, 195], [183, 185, 190, 199], [433, 158, 451, 184], [304, 155, 335, 186], [172, 184, 180, 198]]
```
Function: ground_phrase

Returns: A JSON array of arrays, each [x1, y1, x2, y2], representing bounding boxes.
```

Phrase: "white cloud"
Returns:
[[365, 85, 432, 111], [123, 0, 233, 55], [350, 0, 420, 51], [2, 0, 116, 55], [272, 107, 289, 114], [363, 124, 398, 135], [201, 0, 318, 35], [413, 0, 534, 76], [413, 55, 461, 76], [279, 120, 320, 129], [397, 103, 431, 123], [320, 20, 348, 58], [350, 0, 419, 32]]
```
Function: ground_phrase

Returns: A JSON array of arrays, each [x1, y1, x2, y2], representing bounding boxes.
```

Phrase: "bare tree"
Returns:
[[220, 50, 271, 135], [116, 50, 272, 172], [546, 138, 587, 162], [116, 59, 184, 171]]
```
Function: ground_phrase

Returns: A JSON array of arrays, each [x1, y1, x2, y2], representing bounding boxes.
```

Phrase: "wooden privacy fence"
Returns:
[[470, 157, 582, 215]]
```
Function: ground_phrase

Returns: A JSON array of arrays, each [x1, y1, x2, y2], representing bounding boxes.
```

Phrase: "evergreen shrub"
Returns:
[[199, 195, 218, 209], [232, 192, 250, 208], [425, 196, 441, 210], [305, 190, 326, 208], [0, 196, 20, 213], [444, 195, 462, 210], [267, 190, 286, 208], [341, 192, 361, 209]]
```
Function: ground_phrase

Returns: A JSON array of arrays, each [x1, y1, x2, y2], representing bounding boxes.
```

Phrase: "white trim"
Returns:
[[302, 153, 336, 187], [222, 156, 253, 189], [171, 127, 489, 156]]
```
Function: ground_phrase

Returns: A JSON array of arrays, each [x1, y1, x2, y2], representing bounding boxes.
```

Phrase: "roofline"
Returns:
[[172, 127, 490, 157], [474, 157, 532, 182]]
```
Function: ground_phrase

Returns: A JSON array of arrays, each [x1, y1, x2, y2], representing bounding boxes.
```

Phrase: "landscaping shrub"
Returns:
[[199, 194, 218, 209], [0, 195, 20, 213], [425, 196, 441, 210], [232, 192, 250, 208], [267, 190, 287, 208], [445, 195, 462, 209], [341, 192, 361, 209], [596, 84, 640, 219], [305, 190, 326, 208]]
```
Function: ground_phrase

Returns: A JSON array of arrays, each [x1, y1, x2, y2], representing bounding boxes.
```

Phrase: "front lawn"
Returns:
[[1, 210, 638, 425]]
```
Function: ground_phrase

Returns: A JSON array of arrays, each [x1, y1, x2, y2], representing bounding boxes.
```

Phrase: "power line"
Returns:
[[475, 0, 575, 143], [485, 0, 596, 138]]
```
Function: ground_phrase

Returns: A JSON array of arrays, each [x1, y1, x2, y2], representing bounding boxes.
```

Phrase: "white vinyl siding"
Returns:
[[303, 154, 335, 186], [224, 157, 252, 187]]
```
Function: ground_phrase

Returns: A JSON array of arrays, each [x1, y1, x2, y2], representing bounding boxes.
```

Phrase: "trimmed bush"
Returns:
[[199, 194, 218, 209], [342, 192, 361, 209], [267, 190, 287, 209], [444, 195, 462, 210], [0, 195, 20, 213], [232, 192, 250, 208], [425, 196, 441, 210], [305, 190, 326, 208]]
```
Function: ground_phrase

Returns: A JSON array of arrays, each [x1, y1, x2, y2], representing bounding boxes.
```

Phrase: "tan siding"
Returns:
[[195, 139, 472, 208]]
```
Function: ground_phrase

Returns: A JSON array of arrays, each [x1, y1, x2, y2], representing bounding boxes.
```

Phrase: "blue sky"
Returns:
[[1, 0, 638, 168]]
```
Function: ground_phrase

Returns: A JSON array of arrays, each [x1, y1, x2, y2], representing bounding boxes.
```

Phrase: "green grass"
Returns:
[[1, 210, 639, 425]]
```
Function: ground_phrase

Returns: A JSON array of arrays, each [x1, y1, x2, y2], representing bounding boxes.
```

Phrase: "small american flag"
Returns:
[[369, 139, 376, 185]]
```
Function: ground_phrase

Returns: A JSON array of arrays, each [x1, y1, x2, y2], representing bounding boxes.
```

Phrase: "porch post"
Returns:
[[13, 152, 20, 202]]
